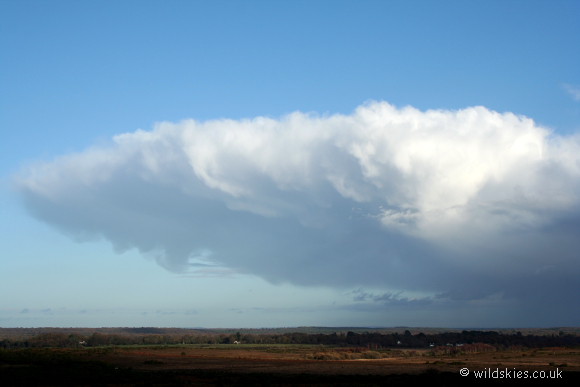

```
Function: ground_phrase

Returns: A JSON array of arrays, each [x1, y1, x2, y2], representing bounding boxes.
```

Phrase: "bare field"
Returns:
[[78, 345, 580, 374], [2, 344, 580, 385]]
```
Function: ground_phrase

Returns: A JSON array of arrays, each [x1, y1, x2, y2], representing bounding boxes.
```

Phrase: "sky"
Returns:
[[1, 0, 580, 328]]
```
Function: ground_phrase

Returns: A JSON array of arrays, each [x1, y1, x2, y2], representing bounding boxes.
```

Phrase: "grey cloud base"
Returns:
[[16, 102, 580, 325]]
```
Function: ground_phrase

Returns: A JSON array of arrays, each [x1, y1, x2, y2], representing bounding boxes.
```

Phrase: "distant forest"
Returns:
[[1, 327, 579, 349]]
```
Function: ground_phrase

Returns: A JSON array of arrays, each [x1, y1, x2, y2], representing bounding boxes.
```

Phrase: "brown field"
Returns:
[[2, 344, 580, 385], [78, 345, 580, 373]]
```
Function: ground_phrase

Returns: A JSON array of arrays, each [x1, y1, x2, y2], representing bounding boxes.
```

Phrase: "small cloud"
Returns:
[[349, 289, 432, 307], [180, 268, 239, 278], [20, 308, 29, 314], [563, 83, 580, 101], [156, 309, 178, 315], [349, 288, 372, 302]]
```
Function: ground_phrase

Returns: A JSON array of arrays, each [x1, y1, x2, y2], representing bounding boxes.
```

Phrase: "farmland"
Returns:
[[1, 328, 580, 385]]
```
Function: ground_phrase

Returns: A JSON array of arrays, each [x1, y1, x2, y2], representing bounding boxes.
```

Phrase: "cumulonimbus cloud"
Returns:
[[15, 101, 580, 318]]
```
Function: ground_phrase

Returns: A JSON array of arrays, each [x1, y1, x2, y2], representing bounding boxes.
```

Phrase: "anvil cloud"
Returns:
[[16, 102, 580, 322]]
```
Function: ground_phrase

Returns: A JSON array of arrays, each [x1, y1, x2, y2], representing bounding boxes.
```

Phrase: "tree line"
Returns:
[[1, 329, 579, 349]]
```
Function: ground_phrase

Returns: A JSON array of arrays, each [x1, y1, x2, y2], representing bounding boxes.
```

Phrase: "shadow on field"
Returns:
[[1, 348, 579, 386]]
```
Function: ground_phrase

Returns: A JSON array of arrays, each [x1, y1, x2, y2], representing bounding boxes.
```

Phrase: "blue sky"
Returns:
[[1, 0, 580, 328]]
